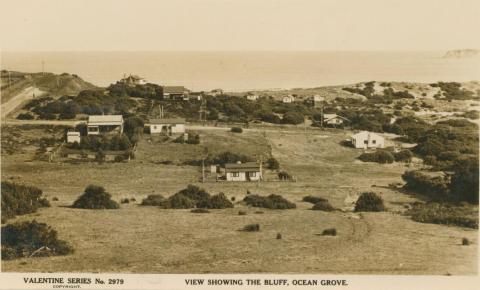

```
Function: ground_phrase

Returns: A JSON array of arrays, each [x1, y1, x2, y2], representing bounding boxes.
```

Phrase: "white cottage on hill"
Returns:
[[149, 118, 186, 135], [87, 115, 124, 135], [323, 114, 350, 126], [224, 162, 262, 181], [351, 131, 385, 149]]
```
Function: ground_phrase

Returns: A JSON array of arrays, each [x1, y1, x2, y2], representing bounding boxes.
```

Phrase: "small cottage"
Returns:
[[323, 114, 350, 126], [149, 118, 186, 135], [120, 74, 146, 86], [163, 86, 189, 100], [87, 115, 124, 135], [246, 94, 259, 101], [66, 131, 81, 143], [224, 162, 262, 182], [282, 95, 295, 103], [351, 131, 385, 149]]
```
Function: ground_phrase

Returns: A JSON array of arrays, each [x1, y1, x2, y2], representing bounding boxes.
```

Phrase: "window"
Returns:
[[153, 126, 157, 129], [232, 173, 239, 177], [250, 172, 257, 177], [372, 140, 376, 144], [364, 140, 368, 144]]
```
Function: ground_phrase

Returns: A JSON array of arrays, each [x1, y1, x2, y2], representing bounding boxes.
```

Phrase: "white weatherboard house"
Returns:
[[149, 118, 186, 135], [66, 131, 81, 143], [282, 95, 295, 103], [224, 162, 262, 181], [323, 114, 350, 126], [87, 115, 124, 135], [351, 131, 385, 149]]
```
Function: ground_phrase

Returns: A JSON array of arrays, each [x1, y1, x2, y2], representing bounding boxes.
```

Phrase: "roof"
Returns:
[[67, 131, 80, 136], [163, 86, 186, 94], [149, 118, 186, 124], [88, 115, 123, 125], [351, 131, 384, 140], [323, 114, 350, 122], [225, 162, 260, 172]]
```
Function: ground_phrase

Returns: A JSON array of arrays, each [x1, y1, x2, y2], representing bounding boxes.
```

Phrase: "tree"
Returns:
[[265, 157, 280, 170], [449, 157, 479, 203], [282, 111, 304, 125]]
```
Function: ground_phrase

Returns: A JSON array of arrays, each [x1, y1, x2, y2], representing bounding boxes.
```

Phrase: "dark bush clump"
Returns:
[[322, 228, 337, 236], [1, 220, 74, 260], [265, 157, 280, 170], [17, 113, 34, 120], [358, 150, 394, 164], [238, 210, 247, 215], [196, 192, 234, 209], [278, 171, 293, 181], [242, 223, 260, 232], [52, 197, 59, 201], [244, 194, 296, 209], [161, 194, 196, 209], [120, 198, 130, 204], [1, 182, 50, 222], [231, 127, 243, 133], [72, 185, 119, 209], [276, 233, 282, 239], [141, 194, 165, 206], [302, 195, 328, 204], [191, 208, 210, 213], [394, 150, 413, 162], [354, 192, 385, 212], [462, 238, 470, 245], [312, 200, 335, 211], [407, 202, 478, 229]]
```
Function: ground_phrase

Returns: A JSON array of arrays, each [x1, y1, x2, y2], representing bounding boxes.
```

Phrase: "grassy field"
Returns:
[[1, 126, 478, 274]]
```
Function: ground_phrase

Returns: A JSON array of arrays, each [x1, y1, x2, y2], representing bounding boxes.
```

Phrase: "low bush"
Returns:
[[120, 198, 130, 204], [160, 185, 234, 209], [52, 197, 59, 201], [278, 171, 293, 181], [402, 171, 449, 200], [406, 202, 478, 229], [238, 210, 247, 215], [72, 185, 119, 209], [358, 150, 394, 164], [394, 150, 413, 162], [322, 228, 337, 236], [462, 238, 470, 245], [1, 182, 50, 222], [1, 220, 74, 260], [354, 192, 385, 212], [242, 224, 260, 232], [191, 208, 210, 213], [141, 194, 165, 206], [312, 200, 335, 211], [161, 194, 196, 209], [276, 233, 282, 239], [265, 157, 280, 170], [302, 195, 328, 204], [196, 192, 234, 209], [17, 113, 34, 120], [231, 127, 243, 133], [244, 194, 296, 209]]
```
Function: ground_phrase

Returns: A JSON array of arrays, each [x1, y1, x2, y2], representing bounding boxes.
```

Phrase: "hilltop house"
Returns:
[[224, 162, 262, 182], [282, 95, 295, 103], [246, 94, 259, 101], [120, 74, 146, 86], [209, 89, 224, 96], [87, 115, 124, 135], [323, 114, 350, 126], [163, 86, 189, 100], [149, 118, 186, 135], [351, 131, 385, 149]]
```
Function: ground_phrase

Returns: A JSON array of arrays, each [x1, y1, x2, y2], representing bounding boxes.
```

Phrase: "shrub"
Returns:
[[322, 228, 337, 236], [1, 220, 74, 260], [312, 200, 335, 211], [114, 155, 124, 162], [120, 198, 130, 204], [231, 127, 243, 133], [244, 194, 296, 209], [1, 182, 50, 222], [265, 157, 280, 170], [278, 171, 292, 181], [282, 111, 304, 125], [161, 194, 196, 209], [394, 150, 413, 162], [276, 233, 282, 239], [191, 208, 210, 213], [402, 171, 449, 200], [52, 197, 59, 201], [17, 113, 34, 120], [358, 150, 394, 164], [242, 224, 260, 232], [238, 210, 247, 215], [407, 202, 478, 229], [354, 192, 385, 212], [141, 194, 165, 206], [196, 192, 234, 209], [95, 149, 106, 163], [302, 195, 327, 204], [176, 184, 210, 203], [462, 238, 470, 245], [72, 185, 119, 209]]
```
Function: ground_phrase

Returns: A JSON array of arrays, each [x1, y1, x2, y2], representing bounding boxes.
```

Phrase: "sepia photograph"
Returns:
[[0, 0, 479, 289]]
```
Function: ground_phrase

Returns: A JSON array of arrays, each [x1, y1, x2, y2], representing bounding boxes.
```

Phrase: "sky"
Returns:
[[0, 0, 479, 51]]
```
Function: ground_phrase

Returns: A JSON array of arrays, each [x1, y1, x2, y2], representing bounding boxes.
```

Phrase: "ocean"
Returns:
[[1, 51, 479, 91]]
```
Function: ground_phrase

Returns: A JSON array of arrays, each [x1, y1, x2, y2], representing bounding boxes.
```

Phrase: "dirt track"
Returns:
[[1, 86, 44, 120]]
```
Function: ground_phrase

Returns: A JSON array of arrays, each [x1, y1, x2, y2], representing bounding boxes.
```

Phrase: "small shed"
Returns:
[[66, 132, 81, 143]]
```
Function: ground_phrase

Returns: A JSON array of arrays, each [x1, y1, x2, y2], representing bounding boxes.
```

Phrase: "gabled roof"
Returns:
[[88, 115, 123, 124], [163, 86, 187, 94], [351, 131, 384, 140], [225, 162, 260, 172], [323, 114, 350, 122], [149, 118, 186, 124]]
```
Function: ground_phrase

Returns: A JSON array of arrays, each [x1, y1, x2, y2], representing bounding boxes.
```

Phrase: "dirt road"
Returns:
[[1, 86, 44, 120]]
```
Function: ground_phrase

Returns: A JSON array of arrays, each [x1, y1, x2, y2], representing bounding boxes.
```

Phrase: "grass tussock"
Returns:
[[1, 220, 74, 260], [406, 202, 478, 229], [244, 194, 296, 209]]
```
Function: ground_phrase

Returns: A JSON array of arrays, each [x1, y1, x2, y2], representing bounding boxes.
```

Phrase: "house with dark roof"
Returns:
[[163, 86, 189, 100], [224, 162, 262, 181], [148, 118, 186, 135]]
